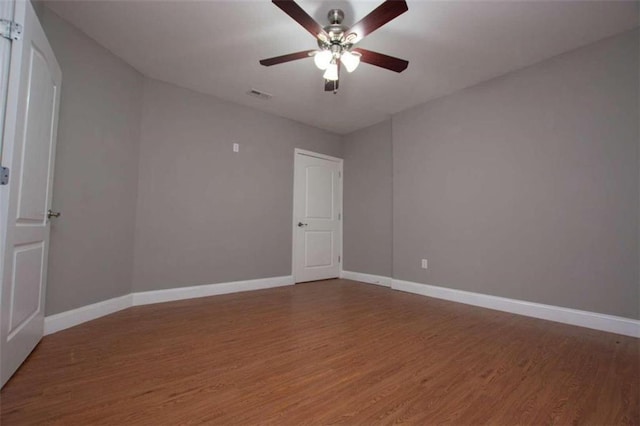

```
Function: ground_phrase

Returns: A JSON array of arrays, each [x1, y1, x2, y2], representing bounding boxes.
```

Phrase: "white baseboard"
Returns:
[[44, 275, 639, 339], [44, 275, 294, 335], [340, 270, 392, 287], [44, 294, 133, 335], [131, 275, 294, 306], [391, 279, 640, 338]]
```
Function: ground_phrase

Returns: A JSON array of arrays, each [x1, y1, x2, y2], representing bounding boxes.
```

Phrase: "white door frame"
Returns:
[[0, 0, 15, 163], [292, 148, 343, 283], [0, 1, 14, 383]]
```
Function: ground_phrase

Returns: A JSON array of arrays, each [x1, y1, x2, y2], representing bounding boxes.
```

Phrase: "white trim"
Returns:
[[131, 275, 293, 306], [391, 279, 640, 338], [294, 148, 342, 163], [44, 275, 639, 339], [43, 275, 294, 335], [338, 162, 343, 280], [341, 270, 391, 287], [291, 150, 298, 282], [44, 294, 132, 335]]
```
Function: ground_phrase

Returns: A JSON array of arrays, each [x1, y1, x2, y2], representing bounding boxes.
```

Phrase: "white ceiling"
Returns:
[[45, 0, 638, 134]]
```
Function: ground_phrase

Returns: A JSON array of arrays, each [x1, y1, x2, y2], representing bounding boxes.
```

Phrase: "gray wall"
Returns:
[[132, 79, 343, 292], [343, 120, 393, 277], [392, 29, 639, 319], [40, 8, 143, 315], [40, 4, 638, 321]]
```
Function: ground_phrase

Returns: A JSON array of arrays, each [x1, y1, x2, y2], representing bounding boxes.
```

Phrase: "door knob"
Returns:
[[47, 209, 61, 219], [297, 222, 308, 227]]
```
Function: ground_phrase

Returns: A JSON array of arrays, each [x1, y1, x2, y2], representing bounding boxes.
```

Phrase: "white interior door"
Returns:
[[0, 0, 61, 388], [293, 149, 342, 283]]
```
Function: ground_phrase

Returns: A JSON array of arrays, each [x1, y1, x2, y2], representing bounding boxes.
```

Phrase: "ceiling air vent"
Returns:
[[247, 89, 272, 100]]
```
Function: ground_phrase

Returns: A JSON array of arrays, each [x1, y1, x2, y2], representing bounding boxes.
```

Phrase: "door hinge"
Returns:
[[338, 212, 341, 220], [338, 171, 341, 178], [0, 166, 8, 185], [338, 255, 341, 263], [0, 19, 22, 41]]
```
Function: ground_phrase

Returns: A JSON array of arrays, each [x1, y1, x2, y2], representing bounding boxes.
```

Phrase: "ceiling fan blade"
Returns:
[[353, 48, 409, 73], [260, 50, 315, 66], [272, 0, 328, 40], [347, 0, 408, 44]]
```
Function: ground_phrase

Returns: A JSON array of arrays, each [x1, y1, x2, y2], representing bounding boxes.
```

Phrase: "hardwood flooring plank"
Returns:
[[1, 279, 637, 425]]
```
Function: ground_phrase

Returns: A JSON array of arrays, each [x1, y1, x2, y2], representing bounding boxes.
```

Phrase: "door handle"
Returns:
[[297, 222, 308, 227], [47, 209, 61, 219]]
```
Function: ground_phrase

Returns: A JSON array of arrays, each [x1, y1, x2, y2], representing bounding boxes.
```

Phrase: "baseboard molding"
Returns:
[[391, 279, 640, 338], [131, 275, 294, 306], [44, 275, 639, 338], [44, 294, 133, 336], [44, 275, 294, 335], [340, 270, 392, 287]]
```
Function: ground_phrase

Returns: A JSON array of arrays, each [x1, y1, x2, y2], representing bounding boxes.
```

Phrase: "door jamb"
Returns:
[[292, 148, 343, 284]]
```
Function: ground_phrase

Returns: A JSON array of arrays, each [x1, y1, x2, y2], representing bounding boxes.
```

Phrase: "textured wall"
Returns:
[[132, 79, 343, 291], [41, 8, 143, 315], [343, 120, 393, 277], [392, 29, 639, 318]]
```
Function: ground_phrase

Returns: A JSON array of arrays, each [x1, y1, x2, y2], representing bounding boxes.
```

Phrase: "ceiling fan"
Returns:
[[259, 0, 409, 94]]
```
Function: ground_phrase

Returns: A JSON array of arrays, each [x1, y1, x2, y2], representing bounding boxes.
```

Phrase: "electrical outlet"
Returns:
[[233, 143, 239, 152], [421, 259, 428, 269]]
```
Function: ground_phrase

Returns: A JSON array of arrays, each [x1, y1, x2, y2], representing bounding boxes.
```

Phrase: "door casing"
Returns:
[[292, 148, 343, 283]]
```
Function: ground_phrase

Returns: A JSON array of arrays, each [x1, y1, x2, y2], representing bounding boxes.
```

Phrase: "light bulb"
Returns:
[[323, 61, 339, 81], [340, 51, 361, 73], [314, 50, 333, 70]]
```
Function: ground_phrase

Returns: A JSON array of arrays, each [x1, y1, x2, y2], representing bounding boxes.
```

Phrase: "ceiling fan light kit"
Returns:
[[323, 61, 339, 81], [313, 49, 333, 70], [340, 51, 362, 73], [260, 0, 410, 94]]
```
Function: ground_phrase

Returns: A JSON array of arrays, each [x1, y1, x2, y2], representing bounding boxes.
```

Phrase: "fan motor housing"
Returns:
[[325, 9, 347, 42]]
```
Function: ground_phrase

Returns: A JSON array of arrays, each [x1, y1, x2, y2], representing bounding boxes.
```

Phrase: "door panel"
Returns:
[[17, 46, 56, 222], [305, 166, 334, 219], [9, 243, 44, 335], [293, 151, 342, 283], [304, 231, 333, 267], [0, 0, 61, 388]]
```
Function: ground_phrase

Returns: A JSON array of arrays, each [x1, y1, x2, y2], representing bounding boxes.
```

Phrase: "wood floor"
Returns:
[[1, 279, 638, 425]]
